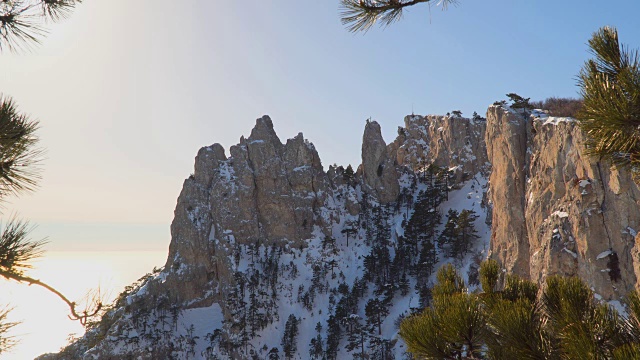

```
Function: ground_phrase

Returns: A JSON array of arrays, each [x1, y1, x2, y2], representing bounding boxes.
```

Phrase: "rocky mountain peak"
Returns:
[[45, 105, 640, 360]]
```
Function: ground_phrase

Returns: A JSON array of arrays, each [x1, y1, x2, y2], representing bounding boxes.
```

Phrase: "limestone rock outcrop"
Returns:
[[164, 116, 331, 303], [360, 121, 400, 203], [51, 105, 640, 359], [390, 115, 489, 183], [487, 105, 640, 299]]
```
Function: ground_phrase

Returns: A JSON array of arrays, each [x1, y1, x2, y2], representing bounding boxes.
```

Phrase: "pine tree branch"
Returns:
[[0, 0, 81, 52], [577, 27, 640, 174], [0, 271, 103, 325], [0, 217, 102, 326], [340, 0, 458, 33], [0, 95, 43, 202], [0, 217, 45, 272]]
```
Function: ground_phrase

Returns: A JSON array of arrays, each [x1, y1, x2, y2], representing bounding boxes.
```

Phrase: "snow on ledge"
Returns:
[[597, 250, 613, 260], [551, 210, 569, 218], [532, 112, 575, 126]]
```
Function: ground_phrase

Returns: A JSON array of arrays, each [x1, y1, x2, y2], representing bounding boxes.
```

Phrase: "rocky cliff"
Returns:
[[43, 105, 640, 359], [391, 114, 489, 181], [42, 113, 491, 360], [486, 105, 640, 300]]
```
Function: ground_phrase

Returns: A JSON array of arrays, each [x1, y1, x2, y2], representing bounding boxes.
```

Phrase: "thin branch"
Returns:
[[0, 217, 102, 326], [0, 271, 102, 326]]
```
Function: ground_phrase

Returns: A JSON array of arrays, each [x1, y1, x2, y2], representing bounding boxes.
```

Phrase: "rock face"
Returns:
[[165, 115, 330, 304], [41, 113, 496, 360], [486, 105, 640, 299], [390, 115, 490, 183], [42, 113, 493, 360], [485, 107, 531, 278], [48, 106, 640, 359], [160, 114, 485, 317], [360, 121, 400, 203]]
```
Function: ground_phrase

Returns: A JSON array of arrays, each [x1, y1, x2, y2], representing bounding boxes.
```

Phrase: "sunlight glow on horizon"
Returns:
[[0, 250, 167, 360]]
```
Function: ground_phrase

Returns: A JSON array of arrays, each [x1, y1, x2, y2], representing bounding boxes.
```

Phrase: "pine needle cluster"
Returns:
[[577, 26, 640, 173], [0, 95, 42, 199], [0, 0, 82, 51], [339, 0, 458, 33], [400, 260, 640, 360]]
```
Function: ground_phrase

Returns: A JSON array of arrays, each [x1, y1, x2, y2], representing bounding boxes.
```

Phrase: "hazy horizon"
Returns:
[[3, 0, 640, 358]]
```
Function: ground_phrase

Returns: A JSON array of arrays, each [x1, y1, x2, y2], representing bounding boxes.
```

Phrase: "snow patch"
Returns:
[[597, 250, 613, 260], [552, 210, 569, 218]]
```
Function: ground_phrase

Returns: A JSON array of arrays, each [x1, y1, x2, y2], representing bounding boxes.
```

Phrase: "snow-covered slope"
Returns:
[[41, 114, 491, 360]]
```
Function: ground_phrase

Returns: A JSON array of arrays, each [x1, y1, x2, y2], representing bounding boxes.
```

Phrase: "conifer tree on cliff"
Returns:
[[577, 26, 640, 176], [1, 0, 101, 353]]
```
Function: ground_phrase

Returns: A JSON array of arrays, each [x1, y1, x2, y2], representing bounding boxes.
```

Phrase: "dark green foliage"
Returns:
[[325, 315, 342, 359], [439, 209, 479, 260], [281, 314, 299, 360], [415, 237, 436, 290], [486, 298, 555, 360], [624, 290, 640, 343], [322, 235, 337, 253], [345, 315, 367, 358], [365, 298, 389, 335], [577, 27, 640, 172], [438, 209, 459, 250], [268, 347, 281, 360], [0, 96, 42, 198], [369, 337, 395, 360], [543, 276, 626, 359], [0, 218, 44, 277], [401, 265, 487, 360], [472, 111, 485, 121], [502, 274, 538, 303], [455, 210, 479, 255], [309, 322, 323, 359], [404, 164, 449, 292], [507, 93, 533, 110], [479, 258, 500, 294], [364, 245, 392, 286], [401, 261, 640, 360], [405, 189, 440, 252], [400, 307, 453, 359], [343, 164, 355, 183], [398, 272, 410, 296], [613, 343, 640, 360], [341, 220, 358, 247], [431, 264, 465, 300]]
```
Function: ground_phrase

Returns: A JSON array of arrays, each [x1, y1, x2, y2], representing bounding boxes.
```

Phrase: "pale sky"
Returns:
[[3, 1, 640, 358], [3, 1, 640, 227]]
